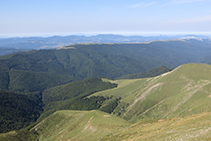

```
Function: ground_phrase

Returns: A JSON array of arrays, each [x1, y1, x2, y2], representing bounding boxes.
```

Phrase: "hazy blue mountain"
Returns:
[[1, 34, 210, 55]]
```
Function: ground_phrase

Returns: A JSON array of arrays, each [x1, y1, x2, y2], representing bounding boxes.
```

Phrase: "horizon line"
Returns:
[[1, 32, 211, 38]]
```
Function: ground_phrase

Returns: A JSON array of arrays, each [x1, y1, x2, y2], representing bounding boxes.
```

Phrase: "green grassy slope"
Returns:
[[32, 110, 129, 141], [1, 111, 210, 141], [0, 130, 38, 141], [92, 63, 211, 122]]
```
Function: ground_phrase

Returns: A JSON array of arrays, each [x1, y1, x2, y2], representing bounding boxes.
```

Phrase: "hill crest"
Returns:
[[91, 63, 211, 121]]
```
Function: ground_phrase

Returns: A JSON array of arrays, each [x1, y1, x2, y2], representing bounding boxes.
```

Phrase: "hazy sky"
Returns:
[[1, 0, 211, 37]]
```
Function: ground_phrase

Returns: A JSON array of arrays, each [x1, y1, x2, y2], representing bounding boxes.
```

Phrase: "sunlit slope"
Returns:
[[32, 110, 129, 141], [93, 64, 211, 121], [101, 112, 211, 141]]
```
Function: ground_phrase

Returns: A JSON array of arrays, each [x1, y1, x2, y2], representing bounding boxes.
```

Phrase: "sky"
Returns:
[[1, 0, 211, 37]]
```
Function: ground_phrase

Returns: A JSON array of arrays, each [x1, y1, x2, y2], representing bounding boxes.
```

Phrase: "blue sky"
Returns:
[[1, 0, 211, 37]]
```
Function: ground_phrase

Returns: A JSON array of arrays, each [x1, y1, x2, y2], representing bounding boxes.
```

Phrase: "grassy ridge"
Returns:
[[32, 110, 129, 141], [91, 64, 211, 122]]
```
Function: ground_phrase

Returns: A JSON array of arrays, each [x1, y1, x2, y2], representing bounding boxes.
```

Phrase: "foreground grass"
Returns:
[[101, 112, 211, 141], [2, 111, 210, 141]]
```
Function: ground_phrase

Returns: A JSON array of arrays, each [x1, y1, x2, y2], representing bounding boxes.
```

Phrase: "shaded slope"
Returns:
[[69, 39, 211, 68], [0, 47, 144, 93]]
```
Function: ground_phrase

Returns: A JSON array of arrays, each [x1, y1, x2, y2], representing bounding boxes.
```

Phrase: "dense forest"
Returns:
[[0, 90, 43, 133]]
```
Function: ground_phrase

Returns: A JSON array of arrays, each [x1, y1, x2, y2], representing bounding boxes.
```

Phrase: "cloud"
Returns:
[[161, 0, 205, 6], [171, 0, 205, 4], [131, 2, 156, 8], [165, 15, 211, 24]]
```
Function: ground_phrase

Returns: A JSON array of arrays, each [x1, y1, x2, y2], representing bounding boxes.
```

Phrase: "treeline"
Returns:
[[118, 66, 172, 79]]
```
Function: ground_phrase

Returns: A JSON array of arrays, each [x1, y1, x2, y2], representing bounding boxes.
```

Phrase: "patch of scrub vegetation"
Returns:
[[40, 78, 118, 120]]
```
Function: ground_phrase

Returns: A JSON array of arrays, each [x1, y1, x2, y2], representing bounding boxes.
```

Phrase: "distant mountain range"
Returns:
[[0, 34, 210, 56]]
